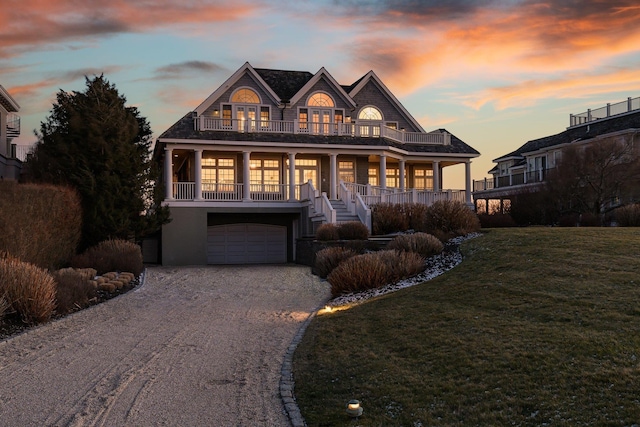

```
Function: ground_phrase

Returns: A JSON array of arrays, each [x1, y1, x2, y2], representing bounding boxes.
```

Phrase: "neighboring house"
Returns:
[[0, 85, 21, 180], [156, 62, 479, 265], [473, 96, 640, 213]]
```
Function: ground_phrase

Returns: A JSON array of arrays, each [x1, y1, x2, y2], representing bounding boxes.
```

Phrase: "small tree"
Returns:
[[546, 134, 640, 217], [25, 75, 169, 249]]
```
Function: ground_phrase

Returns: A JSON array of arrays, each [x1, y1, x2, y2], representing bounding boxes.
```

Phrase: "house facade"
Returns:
[[156, 62, 479, 265], [473, 96, 640, 213], [0, 85, 21, 180]]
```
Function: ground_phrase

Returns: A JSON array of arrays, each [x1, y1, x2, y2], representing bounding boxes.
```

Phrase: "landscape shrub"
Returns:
[[71, 239, 144, 276], [0, 181, 82, 269], [478, 213, 517, 228], [0, 293, 8, 320], [424, 200, 480, 239], [558, 213, 580, 227], [314, 247, 358, 279], [407, 203, 430, 232], [387, 233, 444, 258], [579, 212, 602, 227], [316, 223, 339, 241], [327, 250, 425, 297], [615, 203, 640, 226], [53, 268, 97, 314], [0, 255, 56, 324], [371, 203, 409, 235], [337, 221, 369, 240]]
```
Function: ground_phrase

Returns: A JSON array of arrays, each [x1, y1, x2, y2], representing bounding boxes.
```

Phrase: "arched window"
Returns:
[[358, 106, 383, 120], [307, 92, 335, 107], [231, 88, 260, 103]]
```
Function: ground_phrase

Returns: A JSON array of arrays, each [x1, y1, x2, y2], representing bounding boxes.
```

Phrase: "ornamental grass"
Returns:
[[0, 254, 56, 324], [71, 239, 143, 276]]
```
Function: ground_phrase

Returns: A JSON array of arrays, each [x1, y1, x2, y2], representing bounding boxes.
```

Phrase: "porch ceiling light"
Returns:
[[346, 399, 363, 418]]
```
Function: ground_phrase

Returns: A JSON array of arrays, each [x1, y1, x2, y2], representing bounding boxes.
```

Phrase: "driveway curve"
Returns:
[[0, 265, 329, 426]]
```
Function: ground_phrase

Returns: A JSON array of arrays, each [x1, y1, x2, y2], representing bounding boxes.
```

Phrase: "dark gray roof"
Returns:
[[253, 68, 313, 102], [496, 110, 640, 161], [158, 114, 479, 155]]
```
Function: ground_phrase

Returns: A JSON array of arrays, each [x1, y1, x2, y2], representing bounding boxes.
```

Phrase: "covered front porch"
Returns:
[[163, 147, 472, 205]]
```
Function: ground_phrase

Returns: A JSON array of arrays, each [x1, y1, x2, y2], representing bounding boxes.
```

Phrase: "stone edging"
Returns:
[[280, 299, 329, 427]]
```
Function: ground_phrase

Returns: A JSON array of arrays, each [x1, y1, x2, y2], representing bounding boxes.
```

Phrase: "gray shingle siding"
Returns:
[[202, 73, 278, 117], [284, 77, 353, 122], [351, 80, 419, 132]]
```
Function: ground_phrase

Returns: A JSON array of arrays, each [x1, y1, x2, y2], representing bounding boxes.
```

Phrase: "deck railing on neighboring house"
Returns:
[[473, 168, 553, 192], [195, 116, 450, 145], [570, 96, 640, 127]]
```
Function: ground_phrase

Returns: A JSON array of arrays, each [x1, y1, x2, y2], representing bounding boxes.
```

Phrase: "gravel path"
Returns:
[[0, 265, 329, 426]]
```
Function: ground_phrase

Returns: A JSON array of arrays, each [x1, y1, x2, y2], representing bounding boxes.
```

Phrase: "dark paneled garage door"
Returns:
[[207, 224, 287, 264]]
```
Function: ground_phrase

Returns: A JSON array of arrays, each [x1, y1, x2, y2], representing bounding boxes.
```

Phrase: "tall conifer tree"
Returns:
[[26, 75, 169, 249]]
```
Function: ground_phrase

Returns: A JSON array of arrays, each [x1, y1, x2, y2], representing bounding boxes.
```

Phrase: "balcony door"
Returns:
[[311, 109, 331, 135], [236, 106, 256, 132]]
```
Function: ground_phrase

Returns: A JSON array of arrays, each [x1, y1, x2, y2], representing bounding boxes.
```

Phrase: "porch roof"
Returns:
[[158, 113, 480, 156]]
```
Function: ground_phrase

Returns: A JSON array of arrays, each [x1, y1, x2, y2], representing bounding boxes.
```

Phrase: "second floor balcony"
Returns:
[[6, 113, 20, 138], [194, 116, 451, 145], [473, 169, 551, 193]]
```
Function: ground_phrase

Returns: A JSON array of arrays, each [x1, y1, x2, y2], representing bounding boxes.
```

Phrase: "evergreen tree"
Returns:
[[25, 75, 169, 249]]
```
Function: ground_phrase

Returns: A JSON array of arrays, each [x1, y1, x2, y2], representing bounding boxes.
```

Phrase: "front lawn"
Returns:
[[293, 228, 640, 426]]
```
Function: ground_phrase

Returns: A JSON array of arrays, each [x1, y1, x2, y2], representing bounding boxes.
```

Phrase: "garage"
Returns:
[[207, 223, 287, 264]]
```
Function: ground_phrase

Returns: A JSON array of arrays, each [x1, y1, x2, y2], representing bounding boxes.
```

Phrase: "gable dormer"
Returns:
[[194, 62, 283, 131], [349, 71, 425, 133]]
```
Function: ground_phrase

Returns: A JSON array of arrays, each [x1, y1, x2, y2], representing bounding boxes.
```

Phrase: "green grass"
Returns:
[[293, 228, 640, 426]]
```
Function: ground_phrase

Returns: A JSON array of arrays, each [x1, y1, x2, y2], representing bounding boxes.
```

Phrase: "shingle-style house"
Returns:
[[156, 62, 479, 265], [473, 97, 640, 213], [0, 85, 21, 180]]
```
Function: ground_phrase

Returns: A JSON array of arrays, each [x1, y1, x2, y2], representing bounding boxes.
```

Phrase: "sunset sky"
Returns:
[[2, 0, 640, 188]]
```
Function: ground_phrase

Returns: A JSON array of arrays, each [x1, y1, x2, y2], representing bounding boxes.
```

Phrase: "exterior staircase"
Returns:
[[330, 199, 360, 224]]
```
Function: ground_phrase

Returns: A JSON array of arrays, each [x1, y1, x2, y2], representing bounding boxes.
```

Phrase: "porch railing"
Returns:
[[196, 116, 449, 145], [202, 183, 243, 201], [342, 182, 465, 207]]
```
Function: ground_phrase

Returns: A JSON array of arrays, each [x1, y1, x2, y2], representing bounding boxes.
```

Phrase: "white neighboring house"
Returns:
[[473, 96, 640, 213], [0, 85, 22, 180], [155, 62, 480, 265]]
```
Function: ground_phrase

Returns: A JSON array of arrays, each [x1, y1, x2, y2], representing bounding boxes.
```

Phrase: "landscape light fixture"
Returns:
[[346, 399, 363, 418]]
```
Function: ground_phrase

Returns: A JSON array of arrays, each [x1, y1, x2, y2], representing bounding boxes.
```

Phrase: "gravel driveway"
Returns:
[[0, 265, 329, 426]]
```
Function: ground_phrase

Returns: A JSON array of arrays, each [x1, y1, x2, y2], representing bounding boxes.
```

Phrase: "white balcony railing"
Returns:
[[570, 96, 640, 127], [6, 113, 20, 138], [196, 116, 450, 145]]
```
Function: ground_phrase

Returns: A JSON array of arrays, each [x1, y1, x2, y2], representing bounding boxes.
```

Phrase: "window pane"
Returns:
[[231, 88, 260, 103], [358, 106, 382, 120], [308, 93, 335, 107]]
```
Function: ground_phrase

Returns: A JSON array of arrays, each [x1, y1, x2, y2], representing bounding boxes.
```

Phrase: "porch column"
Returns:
[[433, 161, 440, 191], [399, 159, 406, 191], [380, 154, 387, 189], [194, 149, 203, 201], [465, 159, 472, 205], [243, 151, 251, 201], [330, 153, 337, 200], [164, 147, 173, 200], [288, 152, 296, 201]]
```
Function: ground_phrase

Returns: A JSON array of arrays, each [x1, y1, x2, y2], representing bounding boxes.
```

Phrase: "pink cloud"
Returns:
[[343, 1, 640, 100], [461, 68, 640, 111], [0, 0, 259, 57]]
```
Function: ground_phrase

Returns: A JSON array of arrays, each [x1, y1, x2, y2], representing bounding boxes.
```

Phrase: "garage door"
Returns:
[[207, 224, 287, 264]]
